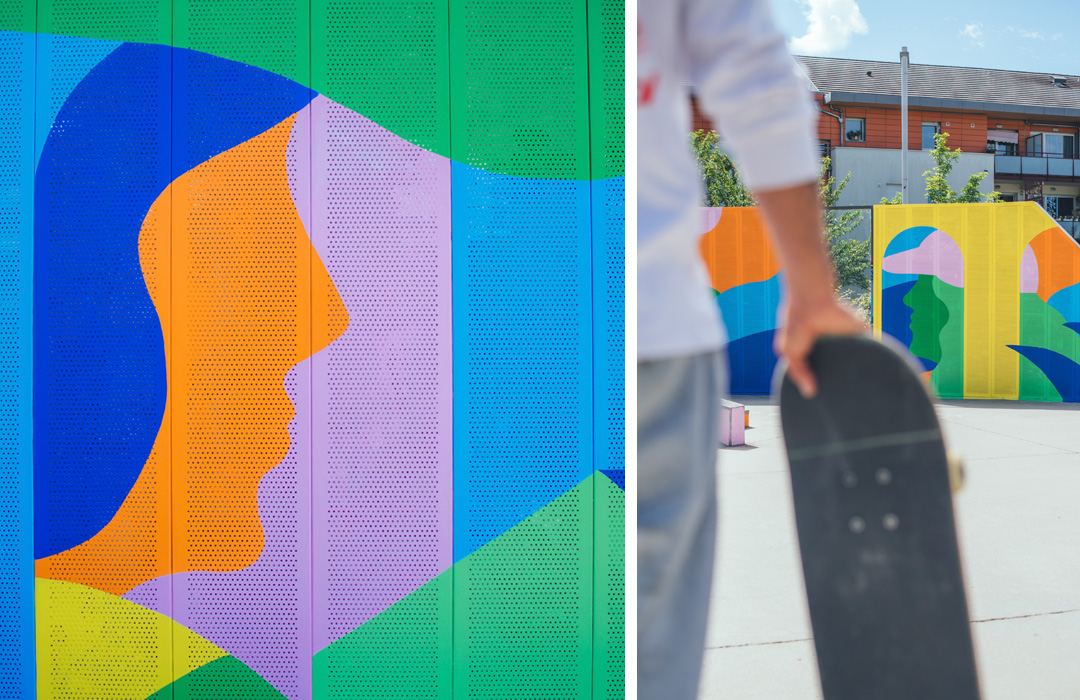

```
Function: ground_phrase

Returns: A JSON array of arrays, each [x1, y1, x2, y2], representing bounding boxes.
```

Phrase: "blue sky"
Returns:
[[770, 0, 1080, 76]]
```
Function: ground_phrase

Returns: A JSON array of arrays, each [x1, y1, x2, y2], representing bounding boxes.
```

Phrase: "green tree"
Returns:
[[820, 157, 871, 291], [690, 129, 755, 207], [820, 157, 872, 320], [924, 132, 1000, 204]]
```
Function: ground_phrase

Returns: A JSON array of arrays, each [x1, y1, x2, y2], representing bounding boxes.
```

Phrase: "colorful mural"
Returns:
[[699, 207, 784, 394], [875, 201, 1080, 402], [0, 1, 623, 698]]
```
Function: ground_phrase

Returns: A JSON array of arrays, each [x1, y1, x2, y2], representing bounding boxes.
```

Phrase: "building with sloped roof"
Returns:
[[794, 55, 1080, 234]]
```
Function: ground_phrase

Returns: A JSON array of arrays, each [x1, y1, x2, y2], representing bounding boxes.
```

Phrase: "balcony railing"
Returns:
[[995, 152, 1080, 177], [1056, 218, 1080, 238]]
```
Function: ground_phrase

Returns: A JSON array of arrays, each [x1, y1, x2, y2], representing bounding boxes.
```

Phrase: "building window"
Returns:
[[1026, 133, 1077, 158], [845, 118, 865, 142], [922, 122, 940, 150], [1046, 196, 1074, 218], [988, 129, 1019, 155]]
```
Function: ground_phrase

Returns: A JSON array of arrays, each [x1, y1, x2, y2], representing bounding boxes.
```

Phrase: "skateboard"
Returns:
[[777, 335, 981, 700]]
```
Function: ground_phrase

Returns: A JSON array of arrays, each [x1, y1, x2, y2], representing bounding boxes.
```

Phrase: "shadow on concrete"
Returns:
[[720, 443, 759, 451]]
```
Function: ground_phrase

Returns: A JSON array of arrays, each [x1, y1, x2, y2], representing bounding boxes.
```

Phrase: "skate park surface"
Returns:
[[701, 396, 1080, 700]]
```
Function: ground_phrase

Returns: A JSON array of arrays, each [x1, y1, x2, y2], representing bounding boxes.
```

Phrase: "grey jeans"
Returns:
[[638, 351, 724, 700]]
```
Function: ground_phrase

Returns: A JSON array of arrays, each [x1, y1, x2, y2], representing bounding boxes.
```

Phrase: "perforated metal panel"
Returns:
[[0, 6, 34, 697], [588, 0, 625, 694], [19, 2, 624, 697], [450, 0, 595, 696], [311, 2, 452, 697], [453, 476, 594, 699], [171, 5, 314, 698], [34, 3, 174, 693]]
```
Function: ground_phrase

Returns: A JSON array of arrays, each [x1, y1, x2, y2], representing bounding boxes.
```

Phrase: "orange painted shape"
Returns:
[[699, 207, 783, 295], [36, 114, 349, 595], [1029, 227, 1080, 302]]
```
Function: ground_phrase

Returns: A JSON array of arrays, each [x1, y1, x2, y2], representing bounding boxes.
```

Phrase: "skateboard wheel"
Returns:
[[947, 451, 965, 494]]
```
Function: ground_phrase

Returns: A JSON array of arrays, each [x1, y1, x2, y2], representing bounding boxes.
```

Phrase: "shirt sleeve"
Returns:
[[683, 0, 820, 192]]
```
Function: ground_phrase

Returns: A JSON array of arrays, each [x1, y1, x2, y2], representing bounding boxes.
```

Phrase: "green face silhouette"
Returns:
[[904, 275, 948, 368], [901, 274, 964, 398]]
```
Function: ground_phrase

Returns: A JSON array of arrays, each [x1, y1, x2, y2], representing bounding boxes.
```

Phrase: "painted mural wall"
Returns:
[[0, 1, 624, 698], [875, 201, 1080, 402], [699, 207, 784, 395]]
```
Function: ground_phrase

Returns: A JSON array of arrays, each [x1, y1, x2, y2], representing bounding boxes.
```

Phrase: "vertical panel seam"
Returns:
[[583, 0, 596, 697], [446, 0, 455, 696], [30, 5, 37, 697]]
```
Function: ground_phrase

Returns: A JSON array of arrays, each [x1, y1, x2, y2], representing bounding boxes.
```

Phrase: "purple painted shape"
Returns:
[[304, 95, 452, 651], [1021, 244, 1039, 294], [125, 97, 452, 696], [701, 207, 723, 234], [126, 360, 314, 699], [882, 229, 965, 288]]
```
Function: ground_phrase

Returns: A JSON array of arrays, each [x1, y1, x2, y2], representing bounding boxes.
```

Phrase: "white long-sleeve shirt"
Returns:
[[638, 0, 820, 360]]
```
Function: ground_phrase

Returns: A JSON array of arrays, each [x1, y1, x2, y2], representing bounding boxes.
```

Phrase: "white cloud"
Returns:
[[1006, 26, 1051, 41], [789, 0, 869, 54], [960, 23, 984, 47]]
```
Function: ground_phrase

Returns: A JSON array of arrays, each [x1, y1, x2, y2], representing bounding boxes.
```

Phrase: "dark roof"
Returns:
[[795, 55, 1080, 117]]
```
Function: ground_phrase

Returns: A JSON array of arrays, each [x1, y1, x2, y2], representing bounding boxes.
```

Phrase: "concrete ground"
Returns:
[[700, 396, 1080, 700]]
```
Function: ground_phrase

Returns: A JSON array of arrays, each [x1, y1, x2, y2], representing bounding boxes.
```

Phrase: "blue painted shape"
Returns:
[[918, 357, 939, 373], [0, 28, 35, 700], [452, 162, 592, 561], [726, 329, 778, 395], [34, 42, 315, 558], [882, 269, 918, 290], [592, 176, 624, 481], [1066, 322, 1080, 337], [34, 32, 122, 165], [1048, 283, 1080, 323], [884, 226, 937, 257], [599, 470, 624, 491], [1007, 345, 1080, 402], [715, 272, 783, 342], [882, 280, 918, 351]]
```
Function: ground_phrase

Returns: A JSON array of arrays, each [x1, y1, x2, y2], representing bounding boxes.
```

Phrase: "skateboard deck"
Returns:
[[778, 336, 980, 700]]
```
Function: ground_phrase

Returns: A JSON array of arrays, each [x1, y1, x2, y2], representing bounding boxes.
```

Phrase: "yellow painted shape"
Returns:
[[874, 202, 1061, 400], [36, 578, 226, 699]]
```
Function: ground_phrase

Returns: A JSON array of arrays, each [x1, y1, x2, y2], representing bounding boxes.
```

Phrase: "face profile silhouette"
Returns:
[[37, 114, 348, 595], [882, 226, 965, 397]]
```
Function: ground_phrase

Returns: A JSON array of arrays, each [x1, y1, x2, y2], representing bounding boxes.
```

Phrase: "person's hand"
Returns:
[[775, 294, 867, 398]]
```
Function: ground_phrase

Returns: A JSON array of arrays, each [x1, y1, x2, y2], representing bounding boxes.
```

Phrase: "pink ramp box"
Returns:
[[719, 399, 745, 446]]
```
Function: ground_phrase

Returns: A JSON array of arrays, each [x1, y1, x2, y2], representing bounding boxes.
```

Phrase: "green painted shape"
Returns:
[[593, 470, 625, 699], [144, 656, 287, 700], [37, 0, 170, 46], [313, 569, 453, 698], [452, 472, 594, 698], [929, 278, 963, 400], [1015, 292, 1080, 401], [448, 0, 592, 180], [312, 0, 447, 161], [314, 473, 624, 699], [905, 275, 947, 366], [4, 0, 623, 179], [587, 0, 624, 181]]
